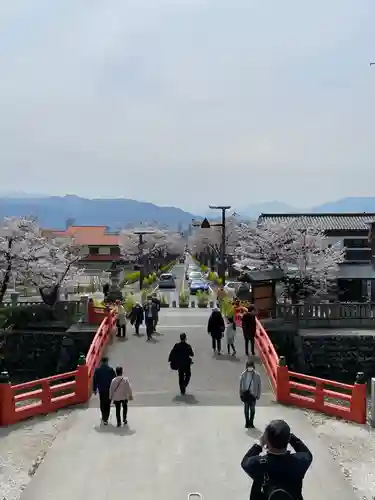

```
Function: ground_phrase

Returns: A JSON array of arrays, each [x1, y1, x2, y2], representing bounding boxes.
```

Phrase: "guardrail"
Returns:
[[0, 309, 116, 426], [234, 309, 367, 424]]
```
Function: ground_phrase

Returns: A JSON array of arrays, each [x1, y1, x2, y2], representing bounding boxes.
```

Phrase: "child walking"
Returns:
[[225, 316, 237, 356]]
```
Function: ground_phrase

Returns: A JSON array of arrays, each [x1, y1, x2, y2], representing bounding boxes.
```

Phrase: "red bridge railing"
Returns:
[[234, 309, 367, 424], [0, 309, 116, 426]]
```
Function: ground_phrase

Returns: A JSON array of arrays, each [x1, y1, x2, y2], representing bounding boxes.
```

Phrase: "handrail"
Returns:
[[0, 308, 116, 426], [234, 307, 367, 424]]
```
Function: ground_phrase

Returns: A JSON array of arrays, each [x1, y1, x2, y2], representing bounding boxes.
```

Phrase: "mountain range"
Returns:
[[0, 194, 375, 229]]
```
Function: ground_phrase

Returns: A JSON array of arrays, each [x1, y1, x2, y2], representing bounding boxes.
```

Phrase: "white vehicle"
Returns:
[[187, 271, 203, 283], [223, 281, 242, 298]]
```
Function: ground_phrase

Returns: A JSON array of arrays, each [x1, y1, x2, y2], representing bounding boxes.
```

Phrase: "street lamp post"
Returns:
[[133, 230, 154, 290], [193, 206, 231, 286], [209, 205, 231, 286]]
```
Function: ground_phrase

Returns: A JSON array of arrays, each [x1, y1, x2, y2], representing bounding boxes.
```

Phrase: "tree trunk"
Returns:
[[39, 284, 60, 306], [0, 267, 12, 305]]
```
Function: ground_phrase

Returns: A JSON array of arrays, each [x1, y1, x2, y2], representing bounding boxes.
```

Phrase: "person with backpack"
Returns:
[[168, 333, 194, 395], [109, 365, 133, 427], [239, 360, 262, 428], [241, 419, 313, 500]]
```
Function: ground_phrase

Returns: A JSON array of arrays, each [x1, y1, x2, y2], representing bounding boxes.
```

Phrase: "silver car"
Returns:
[[158, 273, 176, 289]]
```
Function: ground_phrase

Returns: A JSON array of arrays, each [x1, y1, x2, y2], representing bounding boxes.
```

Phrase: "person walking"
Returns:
[[241, 419, 313, 500], [168, 333, 194, 395], [115, 300, 127, 338], [239, 360, 261, 428], [129, 302, 144, 335], [152, 293, 161, 332], [144, 296, 157, 340], [109, 366, 133, 427], [242, 306, 257, 356], [207, 308, 225, 355], [225, 316, 237, 355], [93, 357, 116, 425]]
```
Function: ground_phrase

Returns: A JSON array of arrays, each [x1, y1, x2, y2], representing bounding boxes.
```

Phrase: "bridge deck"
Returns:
[[20, 300, 357, 500]]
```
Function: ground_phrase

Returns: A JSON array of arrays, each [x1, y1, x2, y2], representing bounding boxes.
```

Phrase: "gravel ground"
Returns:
[[0, 409, 76, 500], [304, 409, 375, 500]]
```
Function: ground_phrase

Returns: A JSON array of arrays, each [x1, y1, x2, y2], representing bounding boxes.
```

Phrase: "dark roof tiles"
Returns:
[[259, 213, 375, 231]]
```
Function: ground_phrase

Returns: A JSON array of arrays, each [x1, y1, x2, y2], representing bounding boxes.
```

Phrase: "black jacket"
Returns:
[[130, 305, 144, 324], [144, 302, 158, 320], [241, 434, 313, 500], [242, 312, 257, 337], [207, 311, 225, 339], [93, 364, 116, 395], [168, 341, 194, 370]]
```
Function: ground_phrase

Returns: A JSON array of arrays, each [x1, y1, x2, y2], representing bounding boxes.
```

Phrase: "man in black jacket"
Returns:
[[168, 333, 194, 395], [93, 357, 116, 425], [241, 419, 312, 500]]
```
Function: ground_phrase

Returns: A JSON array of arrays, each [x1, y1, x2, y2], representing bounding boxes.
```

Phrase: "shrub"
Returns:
[[216, 277, 223, 286], [221, 296, 234, 317], [179, 291, 189, 304], [196, 290, 209, 305], [208, 271, 218, 281], [123, 271, 140, 285], [201, 265, 208, 272], [160, 294, 169, 305], [124, 294, 136, 313], [143, 277, 149, 287]]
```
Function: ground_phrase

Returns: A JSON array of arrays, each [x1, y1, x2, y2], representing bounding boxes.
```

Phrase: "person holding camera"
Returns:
[[239, 360, 262, 428], [241, 419, 313, 500]]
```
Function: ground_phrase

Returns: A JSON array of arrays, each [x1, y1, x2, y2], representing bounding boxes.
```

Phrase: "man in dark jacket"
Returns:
[[130, 302, 144, 335], [144, 297, 158, 340], [168, 333, 194, 395], [241, 419, 313, 500], [152, 293, 161, 332], [93, 357, 116, 425], [242, 307, 257, 356]]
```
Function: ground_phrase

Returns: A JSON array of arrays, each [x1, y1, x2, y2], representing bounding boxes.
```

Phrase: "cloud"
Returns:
[[0, 0, 374, 211]]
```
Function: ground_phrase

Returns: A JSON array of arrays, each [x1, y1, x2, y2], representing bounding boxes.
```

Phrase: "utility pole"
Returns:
[[209, 205, 231, 286], [133, 229, 154, 290]]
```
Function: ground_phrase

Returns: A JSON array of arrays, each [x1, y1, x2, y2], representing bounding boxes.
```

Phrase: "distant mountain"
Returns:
[[0, 195, 199, 230], [312, 197, 375, 213], [238, 201, 299, 219]]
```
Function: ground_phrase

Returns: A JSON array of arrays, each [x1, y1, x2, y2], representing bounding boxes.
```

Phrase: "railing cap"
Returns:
[[0, 370, 10, 383], [77, 354, 87, 366], [278, 356, 287, 367]]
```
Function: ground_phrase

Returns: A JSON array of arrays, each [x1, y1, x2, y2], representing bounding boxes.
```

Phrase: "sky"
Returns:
[[0, 0, 374, 213]]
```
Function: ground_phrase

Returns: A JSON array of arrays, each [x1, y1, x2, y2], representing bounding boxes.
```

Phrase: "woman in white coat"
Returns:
[[225, 316, 237, 356]]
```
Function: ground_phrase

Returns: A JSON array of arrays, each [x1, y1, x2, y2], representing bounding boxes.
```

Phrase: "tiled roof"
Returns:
[[44, 226, 120, 246], [81, 254, 121, 262], [259, 213, 375, 231]]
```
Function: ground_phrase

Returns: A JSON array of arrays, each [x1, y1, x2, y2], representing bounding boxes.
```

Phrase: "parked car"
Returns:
[[187, 271, 203, 283], [185, 265, 199, 279], [179, 256, 185, 263], [189, 280, 210, 295], [158, 273, 176, 289], [223, 281, 242, 298]]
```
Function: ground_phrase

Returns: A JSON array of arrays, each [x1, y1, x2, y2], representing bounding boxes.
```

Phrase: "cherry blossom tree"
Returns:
[[120, 228, 184, 264], [234, 220, 345, 301], [0, 217, 83, 305]]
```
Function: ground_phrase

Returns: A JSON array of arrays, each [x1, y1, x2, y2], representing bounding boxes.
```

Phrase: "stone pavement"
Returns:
[[19, 289, 358, 500]]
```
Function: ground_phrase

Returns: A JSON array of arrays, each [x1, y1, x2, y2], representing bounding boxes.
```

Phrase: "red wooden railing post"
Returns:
[[88, 299, 95, 325], [315, 381, 324, 411], [0, 371, 14, 426], [276, 356, 290, 404], [75, 355, 90, 403], [350, 372, 367, 424]]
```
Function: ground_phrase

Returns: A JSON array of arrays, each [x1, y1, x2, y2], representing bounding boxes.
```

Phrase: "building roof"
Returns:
[[338, 264, 375, 280], [43, 226, 120, 246], [259, 213, 375, 231]]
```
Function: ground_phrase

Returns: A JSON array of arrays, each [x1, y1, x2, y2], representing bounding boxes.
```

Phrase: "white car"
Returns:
[[223, 281, 242, 298], [187, 271, 203, 283]]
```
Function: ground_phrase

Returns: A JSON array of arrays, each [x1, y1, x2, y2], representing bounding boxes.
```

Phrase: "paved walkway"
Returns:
[[20, 273, 358, 500]]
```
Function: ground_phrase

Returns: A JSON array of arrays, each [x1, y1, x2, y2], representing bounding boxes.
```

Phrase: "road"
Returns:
[[20, 266, 357, 500]]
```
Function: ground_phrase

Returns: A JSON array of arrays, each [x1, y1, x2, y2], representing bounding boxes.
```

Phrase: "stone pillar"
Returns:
[[10, 292, 19, 307], [80, 295, 89, 323]]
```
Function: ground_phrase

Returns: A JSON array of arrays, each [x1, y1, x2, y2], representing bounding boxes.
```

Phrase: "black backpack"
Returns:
[[260, 457, 295, 500], [169, 346, 179, 370]]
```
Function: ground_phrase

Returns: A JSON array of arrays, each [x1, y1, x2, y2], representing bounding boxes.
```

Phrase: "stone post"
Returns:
[[10, 292, 19, 307], [80, 295, 89, 323]]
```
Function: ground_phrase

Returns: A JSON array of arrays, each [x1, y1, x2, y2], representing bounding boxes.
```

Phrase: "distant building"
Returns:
[[42, 225, 121, 271], [259, 213, 375, 302]]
